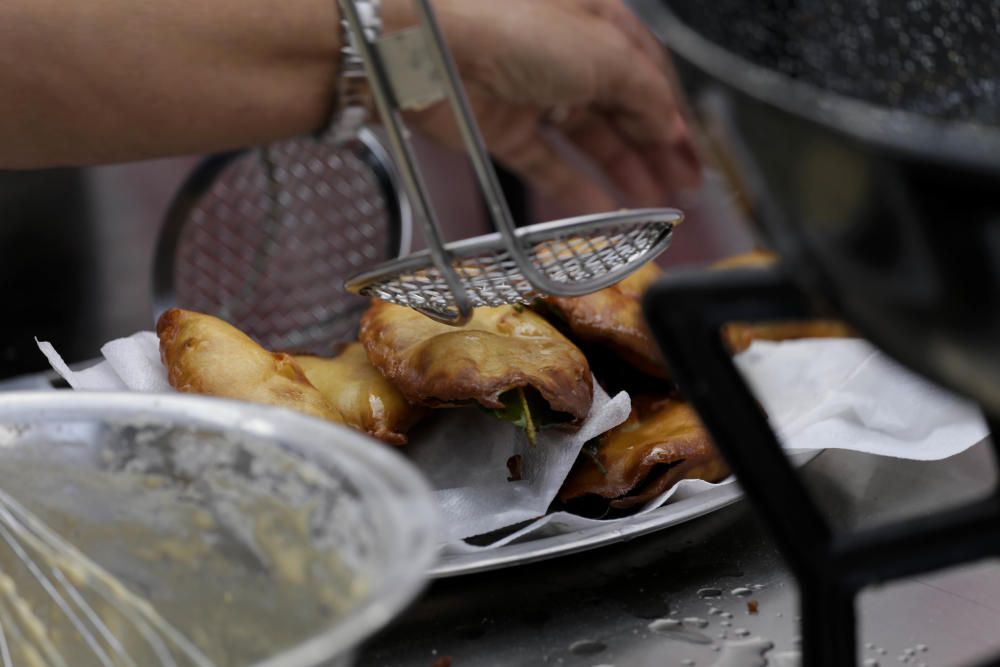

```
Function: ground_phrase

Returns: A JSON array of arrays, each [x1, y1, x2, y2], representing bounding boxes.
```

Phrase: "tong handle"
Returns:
[[343, 0, 587, 321], [407, 0, 587, 297], [339, 0, 473, 324]]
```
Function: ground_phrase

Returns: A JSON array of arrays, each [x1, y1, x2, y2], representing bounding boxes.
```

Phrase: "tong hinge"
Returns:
[[375, 27, 447, 111]]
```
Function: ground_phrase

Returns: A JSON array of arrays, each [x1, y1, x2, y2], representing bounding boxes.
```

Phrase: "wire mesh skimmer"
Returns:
[[339, 0, 681, 325]]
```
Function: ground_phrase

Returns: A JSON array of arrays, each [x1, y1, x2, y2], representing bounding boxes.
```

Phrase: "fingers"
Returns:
[[590, 34, 703, 190], [488, 108, 617, 214], [568, 0, 669, 75], [560, 110, 664, 206], [546, 0, 701, 191]]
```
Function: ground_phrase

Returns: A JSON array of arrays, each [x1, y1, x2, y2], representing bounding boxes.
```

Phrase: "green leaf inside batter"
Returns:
[[488, 387, 568, 445]]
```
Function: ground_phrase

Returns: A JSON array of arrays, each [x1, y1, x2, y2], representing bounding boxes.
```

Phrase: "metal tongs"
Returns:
[[341, 0, 682, 325]]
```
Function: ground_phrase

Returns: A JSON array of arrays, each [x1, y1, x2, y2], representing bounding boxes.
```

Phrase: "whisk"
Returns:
[[0, 487, 213, 667], [340, 0, 682, 324]]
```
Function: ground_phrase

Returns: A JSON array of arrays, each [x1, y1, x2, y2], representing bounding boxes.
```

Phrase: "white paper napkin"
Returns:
[[406, 382, 630, 542], [735, 339, 988, 460], [37, 333, 989, 550]]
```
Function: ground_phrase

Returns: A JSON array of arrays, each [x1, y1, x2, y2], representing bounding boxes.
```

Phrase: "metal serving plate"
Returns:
[[431, 450, 820, 578]]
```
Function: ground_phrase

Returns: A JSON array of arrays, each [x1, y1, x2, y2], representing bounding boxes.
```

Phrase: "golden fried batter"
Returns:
[[544, 261, 667, 378], [721, 320, 854, 353], [710, 250, 853, 352], [710, 248, 778, 269], [544, 250, 852, 379], [157, 308, 344, 424], [559, 397, 729, 509], [295, 344, 423, 446], [359, 301, 593, 422]]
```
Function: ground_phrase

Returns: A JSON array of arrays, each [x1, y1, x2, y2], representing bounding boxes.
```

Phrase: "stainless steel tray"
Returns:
[[431, 450, 820, 577]]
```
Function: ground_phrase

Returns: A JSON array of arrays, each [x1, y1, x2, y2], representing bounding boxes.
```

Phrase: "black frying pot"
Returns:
[[637, 3, 1000, 665], [653, 0, 1000, 417]]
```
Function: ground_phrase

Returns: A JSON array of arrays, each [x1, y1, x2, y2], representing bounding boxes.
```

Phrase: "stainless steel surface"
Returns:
[[346, 209, 679, 312], [154, 129, 410, 354], [0, 391, 439, 667], [362, 444, 1000, 666], [342, 0, 682, 324], [432, 451, 819, 579]]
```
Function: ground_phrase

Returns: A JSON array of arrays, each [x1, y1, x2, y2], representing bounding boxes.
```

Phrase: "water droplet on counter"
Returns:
[[568, 639, 606, 656], [731, 587, 753, 597], [865, 643, 876, 650], [706, 637, 773, 667], [770, 651, 801, 667], [648, 618, 681, 631], [776, 612, 783, 618], [721, 620, 732, 628], [708, 607, 722, 616], [877, 648, 887, 655], [916, 644, 928, 652], [904, 648, 915, 657], [684, 617, 710, 629], [717, 632, 727, 639], [751, 584, 765, 590], [734, 628, 750, 638], [721, 612, 733, 619], [648, 618, 712, 645], [682, 660, 695, 667], [862, 659, 879, 667], [699, 588, 723, 599]]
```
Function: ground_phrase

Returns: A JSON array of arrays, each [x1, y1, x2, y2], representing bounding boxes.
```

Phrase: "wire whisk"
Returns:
[[0, 488, 214, 667]]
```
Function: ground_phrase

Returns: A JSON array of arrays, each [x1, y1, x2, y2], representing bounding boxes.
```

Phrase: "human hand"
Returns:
[[385, 0, 702, 213]]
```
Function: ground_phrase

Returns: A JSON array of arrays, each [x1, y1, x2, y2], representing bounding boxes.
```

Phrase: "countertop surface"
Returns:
[[360, 442, 1000, 667]]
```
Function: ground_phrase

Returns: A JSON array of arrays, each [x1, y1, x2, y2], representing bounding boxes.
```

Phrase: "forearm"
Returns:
[[0, 0, 344, 168]]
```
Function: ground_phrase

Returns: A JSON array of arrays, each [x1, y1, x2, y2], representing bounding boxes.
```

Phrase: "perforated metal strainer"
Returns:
[[153, 128, 411, 354]]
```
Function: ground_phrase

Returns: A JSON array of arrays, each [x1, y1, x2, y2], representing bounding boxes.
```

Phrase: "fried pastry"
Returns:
[[710, 248, 778, 269], [721, 320, 854, 353], [558, 397, 729, 510], [543, 261, 668, 378], [157, 308, 344, 424], [295, 343, 423, 445], [711, 250, 853, 352], [359, 301, 593, 423]]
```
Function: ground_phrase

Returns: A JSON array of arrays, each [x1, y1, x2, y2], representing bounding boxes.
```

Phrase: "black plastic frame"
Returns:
[[644, 264, 1000, 666]]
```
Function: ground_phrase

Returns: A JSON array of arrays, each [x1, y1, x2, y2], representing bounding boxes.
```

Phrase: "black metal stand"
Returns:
[[643, 265, 1000, 667]]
